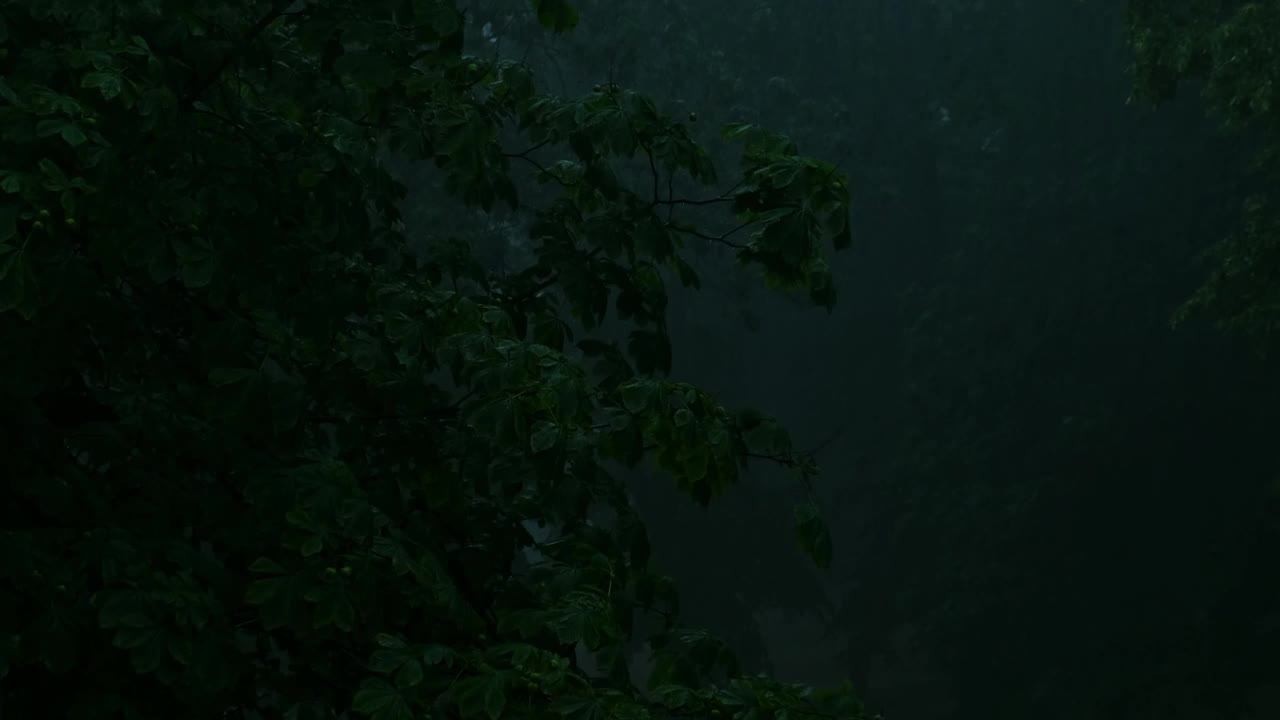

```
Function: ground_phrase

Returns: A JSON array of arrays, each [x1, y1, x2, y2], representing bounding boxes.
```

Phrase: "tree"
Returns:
[[1128, 0, 1280, 347], [0, 0, 863, 718]]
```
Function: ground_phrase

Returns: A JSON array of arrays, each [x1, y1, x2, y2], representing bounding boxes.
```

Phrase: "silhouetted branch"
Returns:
[[666, 221, 753, 249]]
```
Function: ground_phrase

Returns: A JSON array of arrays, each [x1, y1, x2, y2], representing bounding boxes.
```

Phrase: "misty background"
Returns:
[[410, 2, 1280, 718]]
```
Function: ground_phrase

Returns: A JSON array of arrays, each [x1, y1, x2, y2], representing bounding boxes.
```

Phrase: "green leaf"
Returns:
[[455, 673, 509, 720], [423, 644, 453, 665], [126, 35, 151, 55], [173, 235, 217, 288], [0, 243, 36, 316], [300, 535, 323, 557], [0, 78, 19, 105], [651, 684, 693, 708], [249, 557, 286, 574], [428, 4, 462, 35], [36, 159, 69, 190], [285, 508, 313, 529], [619, 381, 652, 413], [0, 3, 860, 716], [393, 659, 424, 688], [209, 368, 255, 386], [529, 420, 560, 453], [682, 445, 709, 482], [35, 118, 63, 139], [113, 626, 159, 650], [369, 648, 410, 673], [332, 51, 397, 89], [168, 634, 193, 665], [298, 167, 325, 187], [550, 695, 608, 720], [127, 628, 166, 673], [81, 71, 122, 100], [484, 676, 508, 720], [375, 633, 407, 649], [352, 678, 413, 720], [532, 0, 579, 32], [244, 577, 287, 605], [825, 200, 852, 250], [310, 586, 354, 631], [793, 501, 833, 569], [60, 123, 88, 147], [673, 257, 701, 288], [96, 592, 148, 629]]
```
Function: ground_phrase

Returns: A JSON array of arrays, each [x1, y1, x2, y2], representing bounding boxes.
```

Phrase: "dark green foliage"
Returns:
[[1129, 0, 1280, 345], [0, 0, 859, 718]]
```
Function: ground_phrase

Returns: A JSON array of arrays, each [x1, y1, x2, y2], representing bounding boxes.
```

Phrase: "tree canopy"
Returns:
[[0, 1, 860, 718], [1128, 0, 1280, 346]]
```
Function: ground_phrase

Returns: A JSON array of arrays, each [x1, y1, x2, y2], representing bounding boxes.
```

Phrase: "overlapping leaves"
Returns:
[[1129, 0, 1280, 345], [0, 1, 859, 719]]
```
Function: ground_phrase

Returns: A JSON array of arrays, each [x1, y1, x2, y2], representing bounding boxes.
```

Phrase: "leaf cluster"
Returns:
[[1128, 0, 1280, 344], [0, 1, 858, 718]]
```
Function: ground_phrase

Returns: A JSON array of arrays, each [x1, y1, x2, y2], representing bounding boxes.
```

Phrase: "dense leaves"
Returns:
[[1129, 0, 1280, 346], [0, 0, 859, 718]]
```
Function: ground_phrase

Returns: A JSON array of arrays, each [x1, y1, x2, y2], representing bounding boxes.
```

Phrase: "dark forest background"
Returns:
[[5, 1, 1280, 719], [473, 2, 1280, 718]]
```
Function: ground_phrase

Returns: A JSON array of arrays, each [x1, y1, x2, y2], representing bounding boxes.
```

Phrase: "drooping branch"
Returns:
[[503, 151, 577, 189], [651, 176, 748, 209], [666, 220, 752, 249]]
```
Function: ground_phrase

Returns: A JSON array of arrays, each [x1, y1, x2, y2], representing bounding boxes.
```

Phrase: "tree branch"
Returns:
[[666, 220, 753, 249], [182, 0, 294, 107]]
